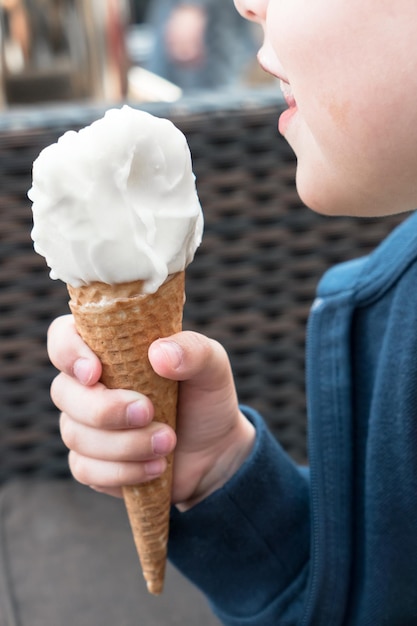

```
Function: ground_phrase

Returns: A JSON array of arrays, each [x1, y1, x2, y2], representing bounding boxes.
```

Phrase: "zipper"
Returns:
[[299, 294, 354, 626]]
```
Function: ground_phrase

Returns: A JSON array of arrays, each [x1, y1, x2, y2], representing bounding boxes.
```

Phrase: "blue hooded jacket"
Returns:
[[169, 211, 417, 625]]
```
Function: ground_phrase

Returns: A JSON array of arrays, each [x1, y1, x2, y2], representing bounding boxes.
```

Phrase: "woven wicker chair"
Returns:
[[0, 89, 405, 625]]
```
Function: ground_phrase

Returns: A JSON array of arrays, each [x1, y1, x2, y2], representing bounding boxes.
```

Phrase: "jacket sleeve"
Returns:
[[168, 407, 310, 625]]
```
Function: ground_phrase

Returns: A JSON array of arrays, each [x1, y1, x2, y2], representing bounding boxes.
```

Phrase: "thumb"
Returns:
[[148, 331, 235, 393], [149, 331, 254, 507]]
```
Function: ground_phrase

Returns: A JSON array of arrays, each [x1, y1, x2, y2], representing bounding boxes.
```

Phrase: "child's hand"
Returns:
[[48, 316, 255, 509]]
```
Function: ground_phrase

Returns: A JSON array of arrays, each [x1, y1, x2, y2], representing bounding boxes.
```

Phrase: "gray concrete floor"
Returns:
[[0, 479, 221, 626]]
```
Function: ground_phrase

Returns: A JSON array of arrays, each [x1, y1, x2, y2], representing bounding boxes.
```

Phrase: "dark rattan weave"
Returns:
[[0, 89, 407, 481]]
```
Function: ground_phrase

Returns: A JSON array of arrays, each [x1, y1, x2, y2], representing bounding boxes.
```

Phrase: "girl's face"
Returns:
[[235, 0, 417, 217]]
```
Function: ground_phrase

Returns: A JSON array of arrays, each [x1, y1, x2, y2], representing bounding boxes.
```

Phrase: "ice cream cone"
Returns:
[[67, 271, 185, 595]]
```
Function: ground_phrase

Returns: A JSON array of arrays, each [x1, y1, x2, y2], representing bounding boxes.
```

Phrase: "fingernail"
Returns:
[[145, 458, 167, 477], [126, 401, 151, 427], [152, 429, 173, 455], [156, 340, 183, 370], [73, 358, 94, 385]]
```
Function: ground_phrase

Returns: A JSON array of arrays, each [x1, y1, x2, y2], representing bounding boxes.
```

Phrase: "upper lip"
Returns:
[[257, 44, 288, 83], [279, 80, 296, 108], [257, 47, 296, 107], [257, 52, 281, 80]]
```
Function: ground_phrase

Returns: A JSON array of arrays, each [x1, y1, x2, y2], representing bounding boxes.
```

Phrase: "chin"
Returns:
[[295, 165, 382, 218], [294, 151, 417, 218], [295, 168, 352, 217]]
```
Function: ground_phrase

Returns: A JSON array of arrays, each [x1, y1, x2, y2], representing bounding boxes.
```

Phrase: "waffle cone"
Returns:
[[67, 271, 185, 595]]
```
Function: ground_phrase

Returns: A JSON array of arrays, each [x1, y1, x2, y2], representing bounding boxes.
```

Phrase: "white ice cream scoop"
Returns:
[[29, 105, 203, 293]]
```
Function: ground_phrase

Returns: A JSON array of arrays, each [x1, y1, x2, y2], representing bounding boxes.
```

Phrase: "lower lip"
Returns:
[[278, 104, 298, 135]]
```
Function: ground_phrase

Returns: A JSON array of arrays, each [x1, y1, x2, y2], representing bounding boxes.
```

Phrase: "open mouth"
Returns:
[[280, 80, 297, 109], [256, 46, 298, 135], [278, 80, 298, 135]]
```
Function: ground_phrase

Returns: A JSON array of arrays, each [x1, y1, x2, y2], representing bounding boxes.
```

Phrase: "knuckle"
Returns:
[[184, 330, 222, 355], [47, 314, 72, 356], [115, 461, 128, 486], [46, 316, 60, 347], [59, 413, 77, 451], [88, 386, 118, 429], [59, 412, 69, 443], [90, 387, 139, 430], [50, 373, 65, 410], [88, 403, 107, 430], [49, 375, 59, 403], [184, 331, 227, 371], [99, 461, 133, 488], [207, 337, 226, 362], [68, 451, 88, 485]]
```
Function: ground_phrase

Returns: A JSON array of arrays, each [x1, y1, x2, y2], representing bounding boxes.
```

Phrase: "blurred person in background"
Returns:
[[139, 0, 259, 91], [129, 0, 150, 23]]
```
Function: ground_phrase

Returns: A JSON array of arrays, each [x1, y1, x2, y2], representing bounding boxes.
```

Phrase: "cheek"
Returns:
[[294, 100, 417, 217], [269, 1, 417, 215], [289, 44, 417, 215]]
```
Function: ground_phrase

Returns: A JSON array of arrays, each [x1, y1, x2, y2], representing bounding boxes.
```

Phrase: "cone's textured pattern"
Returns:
[[67, 271, 185, 594]]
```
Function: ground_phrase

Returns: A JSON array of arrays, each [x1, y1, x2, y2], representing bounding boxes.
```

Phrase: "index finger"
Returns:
[[47, 314, 102, 385]]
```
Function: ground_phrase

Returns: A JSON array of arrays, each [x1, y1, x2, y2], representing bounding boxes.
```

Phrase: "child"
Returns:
[[47, 0, 417, 623]]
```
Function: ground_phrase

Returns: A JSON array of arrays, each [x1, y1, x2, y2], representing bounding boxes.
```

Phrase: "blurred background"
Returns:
[[0, 6, 407, 624], [0, 5, 291, 624], [0, 0, 276, 108]]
